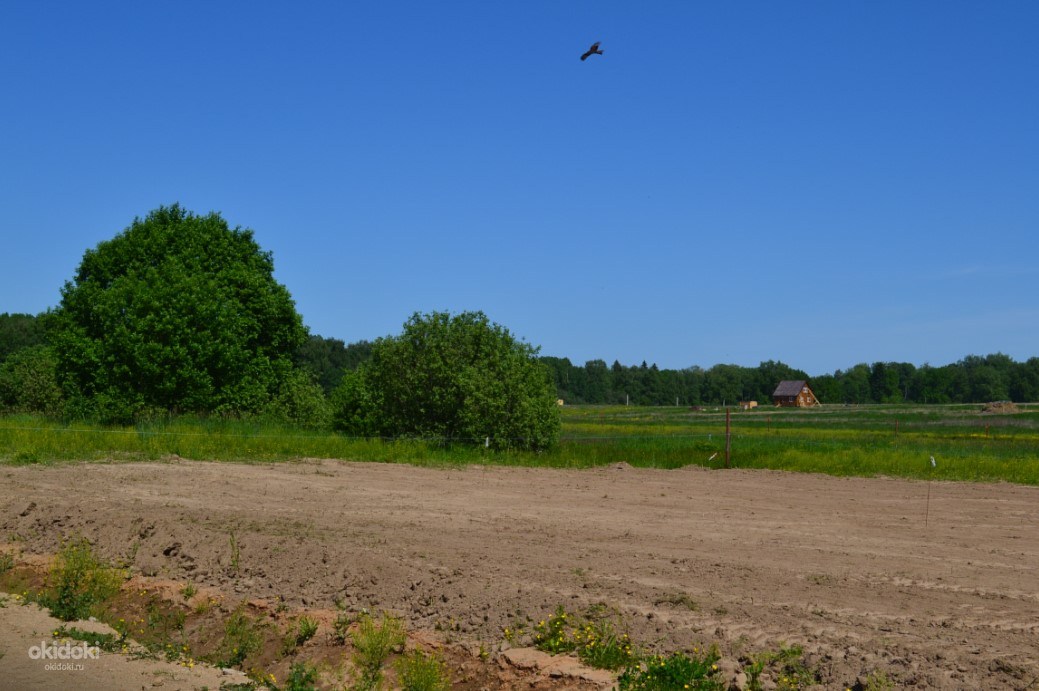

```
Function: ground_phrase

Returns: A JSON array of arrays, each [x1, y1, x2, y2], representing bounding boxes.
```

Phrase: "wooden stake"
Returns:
[[725, 407, 732, 469], [925, 456, 936, 527], [930, 455, 939, 525]]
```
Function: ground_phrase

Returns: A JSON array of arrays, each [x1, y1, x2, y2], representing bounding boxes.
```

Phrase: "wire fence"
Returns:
[[1, 421, 1037, 443]]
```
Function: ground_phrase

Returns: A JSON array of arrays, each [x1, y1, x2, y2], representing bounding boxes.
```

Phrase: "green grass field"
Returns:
[[2, 403, 1038, 484]]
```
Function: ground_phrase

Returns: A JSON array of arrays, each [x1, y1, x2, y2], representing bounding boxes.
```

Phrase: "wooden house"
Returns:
[[772, 380, 820, 407]]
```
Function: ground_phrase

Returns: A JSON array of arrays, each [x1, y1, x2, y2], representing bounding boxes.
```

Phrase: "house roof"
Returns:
[[773, 380, 809, 397]]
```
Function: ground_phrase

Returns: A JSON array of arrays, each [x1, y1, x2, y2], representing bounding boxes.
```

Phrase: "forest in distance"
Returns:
[[3, 312, 1037, 411], [538, 352, 1039, 407]]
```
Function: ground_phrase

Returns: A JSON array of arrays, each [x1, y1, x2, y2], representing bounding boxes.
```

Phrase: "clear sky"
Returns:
[[2, 1, 1037, 375]]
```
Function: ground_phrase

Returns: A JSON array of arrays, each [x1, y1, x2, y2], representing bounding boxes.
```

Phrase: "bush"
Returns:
[[265, 369, 332, 430], [0, 345, 63, 415], [331, 311, 561, 451]]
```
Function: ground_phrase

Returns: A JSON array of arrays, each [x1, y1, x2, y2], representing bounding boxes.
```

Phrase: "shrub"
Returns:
[[0, 345, 63, 415], [331, 311, 560, 451], [265, 369, 332, 430]]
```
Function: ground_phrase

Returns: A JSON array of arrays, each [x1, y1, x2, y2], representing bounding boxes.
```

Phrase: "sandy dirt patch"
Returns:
[[1, 459, 1037, 689], [0, 592, 248, 690]]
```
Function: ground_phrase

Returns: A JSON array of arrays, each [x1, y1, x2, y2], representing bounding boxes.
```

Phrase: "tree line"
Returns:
[[538, 354, 1039, 406], [4, 312, 1039, 414], [4, 313, 1038, 414]]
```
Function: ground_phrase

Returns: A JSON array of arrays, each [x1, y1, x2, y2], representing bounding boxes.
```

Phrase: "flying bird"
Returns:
[[580, 41, 603, 61]]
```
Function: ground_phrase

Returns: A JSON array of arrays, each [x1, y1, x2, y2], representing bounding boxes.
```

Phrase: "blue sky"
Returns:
[[2, 1, 1037, 375]]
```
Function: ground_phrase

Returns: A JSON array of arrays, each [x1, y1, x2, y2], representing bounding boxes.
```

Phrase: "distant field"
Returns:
[[2, 403, 1038, 484], [559, 402, 1039, 484]]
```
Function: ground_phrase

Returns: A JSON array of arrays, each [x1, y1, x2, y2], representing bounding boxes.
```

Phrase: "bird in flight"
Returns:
[[580, 41, 603, 61]]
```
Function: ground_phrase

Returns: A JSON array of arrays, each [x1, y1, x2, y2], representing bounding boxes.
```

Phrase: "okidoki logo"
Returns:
[[28, 640, 100, 660]]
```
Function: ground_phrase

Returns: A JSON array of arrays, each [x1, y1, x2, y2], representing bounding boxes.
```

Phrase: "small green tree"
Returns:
[[265, 368, 332, 430], [0, 345, 63, 415], [331, 311, 561, 451], [50, 205, 307, 422]]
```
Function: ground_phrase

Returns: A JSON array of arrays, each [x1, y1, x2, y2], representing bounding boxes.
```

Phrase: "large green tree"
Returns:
[[51, 205, 306, 421], [331, 311, 560, 450]]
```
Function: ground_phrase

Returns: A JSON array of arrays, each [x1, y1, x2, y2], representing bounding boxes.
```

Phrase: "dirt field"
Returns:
[[1, 459, 1037, 689]]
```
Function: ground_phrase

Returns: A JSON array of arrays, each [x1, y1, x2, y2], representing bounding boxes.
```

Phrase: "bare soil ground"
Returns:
[[1, 459, 1038, 690]]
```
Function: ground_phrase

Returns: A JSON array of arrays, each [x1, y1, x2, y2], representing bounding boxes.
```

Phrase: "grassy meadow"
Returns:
[[2, 403, 1038, 485]]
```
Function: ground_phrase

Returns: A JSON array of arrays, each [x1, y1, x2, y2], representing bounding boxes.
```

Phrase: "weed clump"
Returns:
[[395, 649, 452, 691], [283, 661, 320, 690], [860, 670, 895, 690], [529, 605, 822, 690], [350, 610, 406, 690], [617, 648, 724, 690], [0, 551, 13, 575], [53, 624, 126, 652], [743, 644, 817, 690], [532, 605, 637, 670], [40, 538, 123, 621], [210, 605, 263, 668], [283, 614, 319, 655], [331, 599, 352, 645], [532, 605, 577, 654]]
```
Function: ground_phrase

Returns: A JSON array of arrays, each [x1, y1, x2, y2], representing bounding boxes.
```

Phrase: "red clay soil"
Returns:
[[1, 459, 1037, 689]]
